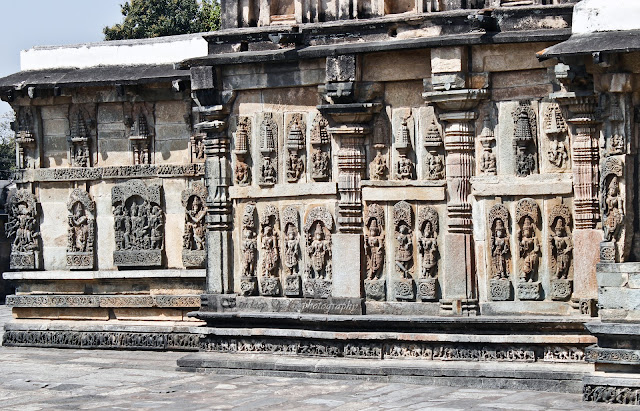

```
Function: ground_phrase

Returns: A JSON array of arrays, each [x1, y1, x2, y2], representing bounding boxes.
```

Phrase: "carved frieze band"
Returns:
[[6, 294, 201, 308], [585, 345, 640, 365], [2, 330, 199, 351], [15, 163, 204, 183], [583, 384, 640, 405]]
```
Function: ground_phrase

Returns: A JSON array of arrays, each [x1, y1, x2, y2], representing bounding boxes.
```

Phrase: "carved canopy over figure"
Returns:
[[549, 205, 573, 280], [5, 189, 39, 254], [489, 204, 510, 280], [364, 204, 385, 280]]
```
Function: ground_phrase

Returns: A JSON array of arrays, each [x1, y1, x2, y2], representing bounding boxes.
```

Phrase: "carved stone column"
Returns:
[[424, 89, 487, 316], [552, 64, 602, 304], [190, 66, 236, 298]]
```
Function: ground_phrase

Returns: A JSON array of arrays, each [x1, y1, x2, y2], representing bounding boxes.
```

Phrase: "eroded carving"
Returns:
[[304, 206, 333, 299], [423, 119, 445, 180], [606, 97, 624, 156], [282, 206, 301, 297], [370, 114, 389, 181], [516, 198, 541, 300], [112, 180, 164, 267], [126, 104, 154, 165], [395, 116, 415, 181], [479, 115, 497, 175], [67, 106, 95, 168], [544, 104, 568, 169], [67, 188, 95, 270], [241, 203, 258, 295], [182, 183, 207, 268], [234, 116, 252, 186], [310, 114, 331, 181], [15, 107, 36, 169], [259, 113, 278, 186], [5, 189, 40, 270], [286, 114, 306, 182]]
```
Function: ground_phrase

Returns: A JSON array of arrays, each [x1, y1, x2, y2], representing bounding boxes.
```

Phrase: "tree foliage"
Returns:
[[104, 0, 221, 41], [0, 112, 15, 180]]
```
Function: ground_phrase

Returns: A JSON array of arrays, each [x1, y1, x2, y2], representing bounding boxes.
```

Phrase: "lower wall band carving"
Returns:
[[2, 330, 200, 351], [583, 384, 640, 405], [199, 336, 586, 363]]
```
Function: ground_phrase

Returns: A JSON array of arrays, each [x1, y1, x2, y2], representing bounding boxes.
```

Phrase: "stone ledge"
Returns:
[[177, 352, 590, 393], [362, 184, 445, 202], [471, 175, 573, 196], [3, 269, 206, 281], [6, 294, 201, 309], [229, 182, 337, 199]]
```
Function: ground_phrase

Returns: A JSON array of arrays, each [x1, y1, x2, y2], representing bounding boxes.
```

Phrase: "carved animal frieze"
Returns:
[[67, 188, 96, 270]]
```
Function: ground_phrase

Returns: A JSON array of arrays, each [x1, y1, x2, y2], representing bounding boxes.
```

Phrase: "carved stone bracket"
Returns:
[[112, 180, 164, 268], [67, 188, 96, 270], [182, 183, 207, 268], [5, 189, 40, 270]]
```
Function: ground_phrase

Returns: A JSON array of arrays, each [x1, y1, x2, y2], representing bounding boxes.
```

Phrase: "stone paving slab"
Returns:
[[0, 305, 628, 410]]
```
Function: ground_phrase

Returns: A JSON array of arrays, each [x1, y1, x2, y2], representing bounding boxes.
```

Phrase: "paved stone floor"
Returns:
[[0, 306, 627, 410]]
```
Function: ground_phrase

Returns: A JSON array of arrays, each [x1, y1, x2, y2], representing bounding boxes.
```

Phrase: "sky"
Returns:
[[0, 0, 125, 114]]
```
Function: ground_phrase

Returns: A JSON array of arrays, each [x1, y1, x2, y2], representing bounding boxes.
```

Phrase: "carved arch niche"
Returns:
[[67, 105, 96, 168], [488, 203, 512, 301], [416, 205, 439, 301], [548, 204, 573, 301], [125, 103, 155, 165], [393, 200, 415, 301], [515, 198, 542, 301], [303, 206, 334, 299], [67, 188, 96, 270]]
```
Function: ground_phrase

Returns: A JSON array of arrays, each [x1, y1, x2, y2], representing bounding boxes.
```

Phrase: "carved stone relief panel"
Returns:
[[394, 111, 416, 181], [369, 113, 390, 181], [548, 204, 573, 300], [543, 103, 569, 170], [513, 101, 538, 177], [281, 206, 301, 297], [488, 204, 512, 301], [393, 201, 414, 301], [423, 119, 445, 180], [234, 116, 252, 186], [479, 115, 497, 175], [181, 182, 207, 268], [303, 206, 333, 299], [605, 95, 625, 156], [417, 205, 439, 301], [515, 198, 541, 300], [600, 157, 624, 262], [112, 180, 164, 267], [67, 188, 96, 270], [5, 189, 40, 270], [310, 114, 331, 181], [259, 113, 278, 186], [67, 105, 96, 168], [191, 132, 206, 163], [364, 203, 385, 301], [125, 103, 155, 165], [14, 106, 37, 169], [260, 205, 281, 296], [240, 203, 258, 295], [285, 113, 306, 183]]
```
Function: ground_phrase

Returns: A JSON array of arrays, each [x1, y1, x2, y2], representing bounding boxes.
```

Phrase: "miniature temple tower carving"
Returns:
[[515, 198, 541, 300], [417, 205, 439, 301], [15, 107, 37, 169], [369, 114, 389, 181], [112, 180, 164, 267], [310, 114, 331, 181], [260, 205, 281, 296], [67, 106, 95, 168], [66, 188, 96, 270], [549, 204, 573, 300], [606, 97, 624, 156], [286, 113, 306, 183], [234, 116, 252, 186], [513, 101, 538, 177], [544, 103, 569, 169], [364, 204, 386, 301], [5, 189, 40, 270], [394, 201, 414, 301], [282, 206, 301, 297], [259, 113, 278, 186], [423, 119, 445, 180], [479, 115, 497, 175], [182, 183, 207, 268], [395, 115, 415, 181], [303, 206, 333, 299], [488, 204, 512, 301], [240, 203, 258, 296]]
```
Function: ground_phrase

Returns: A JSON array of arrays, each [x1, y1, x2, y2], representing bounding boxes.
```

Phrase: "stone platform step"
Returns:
[[178, 352, 592, 393]]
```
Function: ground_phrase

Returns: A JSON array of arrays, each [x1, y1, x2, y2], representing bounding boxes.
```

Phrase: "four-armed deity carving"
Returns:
[[67, 188, 96, 270], [6, 189, 40, 270]]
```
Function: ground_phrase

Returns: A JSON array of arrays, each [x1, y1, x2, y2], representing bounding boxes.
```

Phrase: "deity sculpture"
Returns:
[[69, 202, 89, 253], [183, 195, 206, 252], [365, 219, 385, 280], [261, 225, 280, 278], [283, 225, 300, 276], [5, 189, 41, 270], [311, 148, 330, 180], [550, 216, 572, 279], [602, 178, 624, 243], [491, 219, 510, 280], [518, 216, 540, 282], [480, 148, 497, 174], [418, 219, 438, 279], [235, 161, 251, 186], [396, 156, 414, 181], [424, 153, 445, 180], [395, 223, 413, 278], [309, 225, 331, 279], [369, 152, 388, 181], [286, 151, 304, 182], [261, 156, 277, 184], [242, 228, 258, 277], [547, 139, 568, 169]]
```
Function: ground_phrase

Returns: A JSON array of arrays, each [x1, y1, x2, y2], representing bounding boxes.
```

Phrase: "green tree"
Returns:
[[0, 112, 15, 180], [104, 0, 220, 41]]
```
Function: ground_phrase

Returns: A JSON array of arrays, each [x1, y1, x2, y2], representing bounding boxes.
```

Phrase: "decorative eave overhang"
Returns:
[[537, 29, 640, 61], [178, 28, 571, 69], [0, 64, 190, 95]]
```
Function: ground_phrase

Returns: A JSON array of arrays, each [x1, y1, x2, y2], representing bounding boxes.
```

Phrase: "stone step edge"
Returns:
[[177, 352, 591, 393]]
